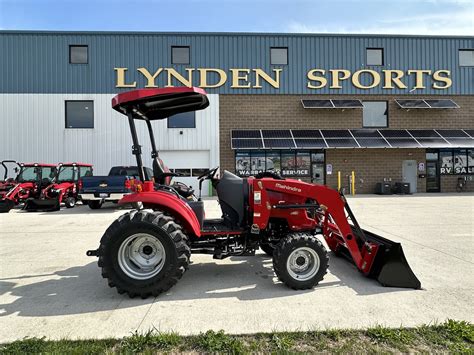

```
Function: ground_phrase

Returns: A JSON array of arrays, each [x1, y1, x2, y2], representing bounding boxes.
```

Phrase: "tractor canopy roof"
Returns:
[[59, 162, 93, 167], [21, 163, 57, 168], [112, 87, 209, 120]]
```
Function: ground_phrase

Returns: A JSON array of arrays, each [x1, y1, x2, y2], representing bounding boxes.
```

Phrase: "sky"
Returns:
[[0, 0, 472, 35]]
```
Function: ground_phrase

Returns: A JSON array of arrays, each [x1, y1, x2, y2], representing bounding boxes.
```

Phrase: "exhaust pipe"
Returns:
[[23, 198, 60, 212]]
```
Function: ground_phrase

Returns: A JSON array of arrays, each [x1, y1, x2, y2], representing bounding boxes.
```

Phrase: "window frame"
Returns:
[[366, 47, 384, 66], [459, 49, 474, 67], [167, 111, 196, 129], [171, 46, 190, 65], [65, 100, 94, 129], [270, 47, 288, 65], [362, 100, 389, 128], [69, 45, 89, 64]]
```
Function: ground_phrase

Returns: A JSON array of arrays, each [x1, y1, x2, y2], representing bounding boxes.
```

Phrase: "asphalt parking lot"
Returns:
[[0, 194, 473, 342]]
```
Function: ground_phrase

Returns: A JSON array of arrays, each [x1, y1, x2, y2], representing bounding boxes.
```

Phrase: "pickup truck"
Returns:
[[79, 166, 153, 209]]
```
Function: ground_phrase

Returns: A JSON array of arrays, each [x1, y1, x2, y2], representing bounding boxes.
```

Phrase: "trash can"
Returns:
[[393, 182, 411, 194], [375, 182, 392, 195]]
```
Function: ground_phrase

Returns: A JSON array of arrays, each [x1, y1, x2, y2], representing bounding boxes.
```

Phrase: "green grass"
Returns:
[[1, 320, 472, 354]]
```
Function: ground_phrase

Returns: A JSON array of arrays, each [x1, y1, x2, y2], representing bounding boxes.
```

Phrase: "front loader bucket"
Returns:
[[362, 229, 421, 289], [24, 198, 60, 212], [0, 199, 15, 213]]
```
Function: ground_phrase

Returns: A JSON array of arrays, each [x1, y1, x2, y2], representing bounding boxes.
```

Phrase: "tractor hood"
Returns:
[[112, 87, 209, 120]]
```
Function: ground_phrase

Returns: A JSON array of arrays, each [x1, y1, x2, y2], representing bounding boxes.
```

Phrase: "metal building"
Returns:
[[0, 31, 473, 194]]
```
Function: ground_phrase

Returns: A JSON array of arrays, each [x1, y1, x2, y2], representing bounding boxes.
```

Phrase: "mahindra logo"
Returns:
[[275, 183, 301, 193]]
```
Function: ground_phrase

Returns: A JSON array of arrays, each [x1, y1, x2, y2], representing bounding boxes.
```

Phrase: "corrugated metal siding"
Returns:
[[0, 94, 220, 175], [0, 32, 472, 95]]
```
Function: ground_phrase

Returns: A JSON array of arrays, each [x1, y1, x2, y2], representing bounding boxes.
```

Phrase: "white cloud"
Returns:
[[285, 5, 473, 36]]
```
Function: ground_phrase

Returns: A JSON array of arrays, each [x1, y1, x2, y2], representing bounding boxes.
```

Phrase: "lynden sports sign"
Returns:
[[115, 67, 452, 90]]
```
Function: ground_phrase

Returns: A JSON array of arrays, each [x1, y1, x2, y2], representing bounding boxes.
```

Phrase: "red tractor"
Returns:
[[87, 87, 420, 298], [0, 160, 20, 198], [24, 162, 93, 212], [0, 163, 57, 213]]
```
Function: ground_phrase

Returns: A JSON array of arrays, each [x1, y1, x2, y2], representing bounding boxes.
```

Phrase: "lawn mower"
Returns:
[[0, 160, 20, 198], [0, 163, 57, 213], [87, 87, 421, 298], [24, 162, 93, 212]]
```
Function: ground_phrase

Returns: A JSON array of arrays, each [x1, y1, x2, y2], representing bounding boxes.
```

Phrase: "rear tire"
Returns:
[[88, 200, 103, 209], [273, 233, 328, 290], [98, 210, 191, 298]]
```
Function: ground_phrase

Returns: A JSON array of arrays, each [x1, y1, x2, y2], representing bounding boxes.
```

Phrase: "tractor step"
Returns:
[[0, 199, 15, 213]]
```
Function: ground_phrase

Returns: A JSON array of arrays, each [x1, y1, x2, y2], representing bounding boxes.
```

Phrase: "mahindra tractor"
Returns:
[[24, 162, 93, 212], [87, 87, 420, 298], [0, 163, 57, 213], [0, 160, 20, 198]]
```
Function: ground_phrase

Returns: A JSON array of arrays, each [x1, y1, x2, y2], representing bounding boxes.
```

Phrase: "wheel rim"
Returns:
[[118, 233, 166, 280], [286, 247, 320, 281]]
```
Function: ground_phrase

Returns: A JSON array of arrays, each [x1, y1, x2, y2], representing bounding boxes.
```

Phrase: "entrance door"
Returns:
[[426, 161, 440, 192], [311, 163, 325, 185], [402, 160, 417, 193]]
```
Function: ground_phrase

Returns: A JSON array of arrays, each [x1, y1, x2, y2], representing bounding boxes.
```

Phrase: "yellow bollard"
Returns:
[[337, 171, 341, 192], [351, 170, 356, 196]]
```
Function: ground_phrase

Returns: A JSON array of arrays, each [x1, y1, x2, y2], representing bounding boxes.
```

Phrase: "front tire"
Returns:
[[273, 233, 328, 290], [260, 242, 275, 257], [64, 197, 76, 208], [98, 210, 191, 298]]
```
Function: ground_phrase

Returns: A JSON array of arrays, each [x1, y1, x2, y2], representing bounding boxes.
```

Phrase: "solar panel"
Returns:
[[231, 130, 261, 139], [356, 138, 390, 148], [321, 130, 353, 138], [395, 99, 430, 109], [294, 139, 327, 148], [408, 130, 441, 138], [350, 129, 383, 138], [264, 139, 296, 148], [291, 130, 322, 138], [463, 130, 474, 138], [301, 99, 334, 108], [332, 100, 364, 108], [261, 130, 292, 138], [231, 138, 263, 149], [444, 138, 474, 148], [380, 130, 411, 138], [385, 138, 420, 148], [416, 138, 449, 147], [436, 130, 470, 138], [425, 99, 459, 108], [325, 138, 358, 148]]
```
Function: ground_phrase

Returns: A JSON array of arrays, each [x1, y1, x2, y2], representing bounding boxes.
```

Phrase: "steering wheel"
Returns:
[[197, 166, 219, 180]]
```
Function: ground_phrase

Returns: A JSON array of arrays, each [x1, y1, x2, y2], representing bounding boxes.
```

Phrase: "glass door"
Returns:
[[426, 161, 440, 192]]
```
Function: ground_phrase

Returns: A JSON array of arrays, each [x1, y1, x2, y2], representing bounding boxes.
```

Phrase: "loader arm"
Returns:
[[253, 178, 421, 289]]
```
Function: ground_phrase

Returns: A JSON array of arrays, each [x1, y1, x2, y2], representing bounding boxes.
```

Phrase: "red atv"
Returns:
[[87, 87, 420, 298], [0, 163, 57, 213], [0, 160, 20, 198], [24, 162, 93, 212]]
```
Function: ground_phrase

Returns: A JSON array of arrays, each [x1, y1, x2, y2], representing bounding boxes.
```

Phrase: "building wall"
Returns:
[[440, 175, 474, 193], [0, 94, 220, 176]]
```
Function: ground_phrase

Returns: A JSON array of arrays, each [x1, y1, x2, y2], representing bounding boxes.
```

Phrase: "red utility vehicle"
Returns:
[[24, 162, 93, 212], [87, 87, 420, 298], [0, 160, 20, 198], [0, 163, 57, 213]]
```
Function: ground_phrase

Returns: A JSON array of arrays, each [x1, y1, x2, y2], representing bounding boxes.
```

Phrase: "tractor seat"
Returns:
[[171, 182, 194, 198], [152, 157, 194, 198]]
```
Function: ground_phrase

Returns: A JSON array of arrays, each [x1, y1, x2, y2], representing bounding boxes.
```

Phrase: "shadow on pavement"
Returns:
[[0, 251, 414, 318]]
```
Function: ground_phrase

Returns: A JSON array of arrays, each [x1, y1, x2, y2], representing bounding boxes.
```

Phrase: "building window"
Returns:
[[270, 47, 288, 65], [171, 46, 190, 64], [362, 101, 388, 128], [65, 101, 94, 128], [459, 49, 474, 67], [168, 111, 195, 128], [235, 150, 324, 178], [69, 45, 88, 64], [366, 48, 383, 66], [440, 149, 473, 174]]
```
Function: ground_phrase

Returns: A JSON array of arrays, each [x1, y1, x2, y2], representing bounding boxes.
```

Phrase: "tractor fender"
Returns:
[[119, 191, 201, 238]]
